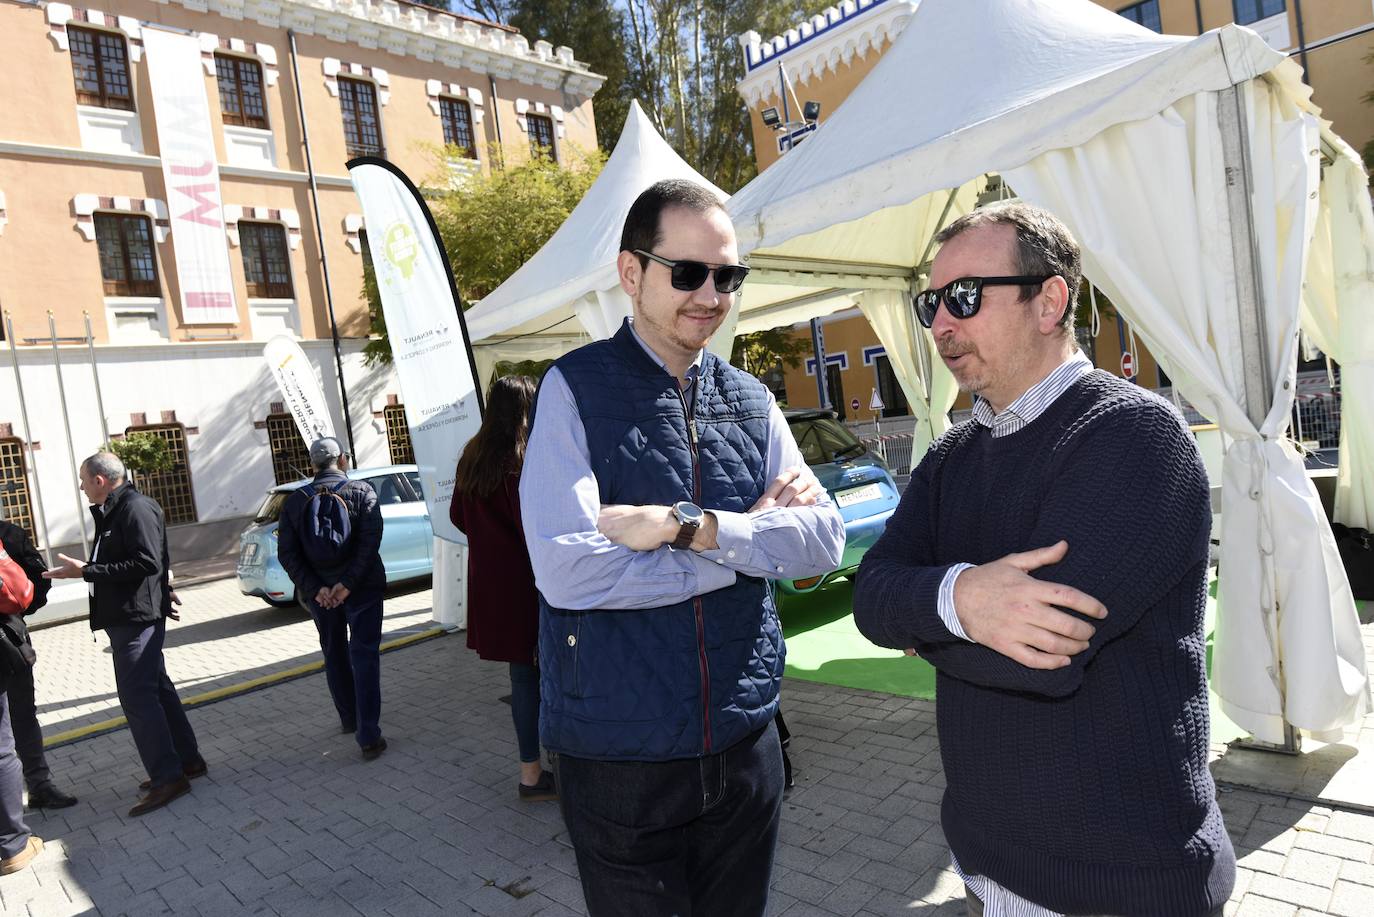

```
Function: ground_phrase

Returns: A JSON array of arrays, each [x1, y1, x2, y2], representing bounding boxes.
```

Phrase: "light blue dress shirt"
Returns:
[[519, 323, 845, 611]]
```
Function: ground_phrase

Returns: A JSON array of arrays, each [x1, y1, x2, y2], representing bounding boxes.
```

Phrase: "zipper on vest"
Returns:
[[677, 384, 712, 755]]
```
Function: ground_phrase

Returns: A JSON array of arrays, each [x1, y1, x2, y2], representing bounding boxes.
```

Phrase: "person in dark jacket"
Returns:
[[44, 452, 203, 817], [449, 375, 554, 802], [277, 437, 387, 760], [520, 181, 846, 917], [0, 519, 78, 809], [852, 204, 1232, 915]]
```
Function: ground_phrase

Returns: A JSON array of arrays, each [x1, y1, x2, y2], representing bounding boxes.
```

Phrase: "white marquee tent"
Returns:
[[726, 0, 1372, 744], [462, 100, 954, 430]]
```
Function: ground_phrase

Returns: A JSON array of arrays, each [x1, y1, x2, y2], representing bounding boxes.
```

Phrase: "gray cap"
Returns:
[[309, 436, 344, 466]]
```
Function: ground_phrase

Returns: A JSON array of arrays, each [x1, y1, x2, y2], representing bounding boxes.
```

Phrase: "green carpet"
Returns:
[[779, 575, 1366, 746]]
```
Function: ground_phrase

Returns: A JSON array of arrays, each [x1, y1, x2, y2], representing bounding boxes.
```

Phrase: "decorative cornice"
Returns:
[[343, 212, 364, 252], [222, 204, 302, 249], [80, 0, 606, 99], [323, 57, 390, 104], [0, 139, 356, 187], [426, 80, 484, 126], [514, 97, 565, 141], [72, 194, 170, 241], [200, 32, 281, 87], [46, 4, 145, 59], [736, 0, 917, 107]]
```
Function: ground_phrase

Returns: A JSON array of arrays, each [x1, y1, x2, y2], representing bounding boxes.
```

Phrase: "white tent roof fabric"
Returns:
[[728, 0, 1284, 253], [726, 0, 1369, 745]]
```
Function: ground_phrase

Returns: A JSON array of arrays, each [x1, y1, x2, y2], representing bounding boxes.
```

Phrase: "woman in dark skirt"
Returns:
[[449, 375, 555, 801]]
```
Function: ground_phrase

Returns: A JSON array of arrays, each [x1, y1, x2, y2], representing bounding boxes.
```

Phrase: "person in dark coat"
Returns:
[[0, 519, 78, 809], [277, 437, 388, 760], [449, 375, 553, 801], [44, 452, 203, 817]]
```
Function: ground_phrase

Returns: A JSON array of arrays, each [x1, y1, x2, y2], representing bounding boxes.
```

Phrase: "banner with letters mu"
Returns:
[[142, 27, 238, 325]]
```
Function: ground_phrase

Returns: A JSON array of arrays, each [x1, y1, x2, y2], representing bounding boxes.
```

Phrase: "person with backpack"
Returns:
[[43, 452, 204, 817], [277, 436, 388, 760], [0, 518, 79, 811]]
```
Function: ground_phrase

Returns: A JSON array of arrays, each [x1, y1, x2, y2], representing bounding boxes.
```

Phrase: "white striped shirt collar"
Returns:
[[972, 350, 1095, 438]]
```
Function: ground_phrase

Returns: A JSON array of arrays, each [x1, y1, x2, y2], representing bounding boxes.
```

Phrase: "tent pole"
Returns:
[[1218, 83, 1300, 756], [909, 187, 962, 442]]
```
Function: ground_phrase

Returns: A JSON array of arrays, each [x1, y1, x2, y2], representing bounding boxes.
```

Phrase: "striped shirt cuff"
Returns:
[[937, 563, 976, 642]]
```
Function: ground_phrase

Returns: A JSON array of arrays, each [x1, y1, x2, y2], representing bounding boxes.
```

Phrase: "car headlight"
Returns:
[[270, 529, 279, 539]]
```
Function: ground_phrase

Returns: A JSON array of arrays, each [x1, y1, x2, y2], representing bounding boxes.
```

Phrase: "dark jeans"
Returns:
[[556, 719, 784, 917], [308, 590, 383, 747], [106, 619, 200, 789], [509, 663, 540, 765], [0, 695, 32, 859], [4, 655, 52, 791]]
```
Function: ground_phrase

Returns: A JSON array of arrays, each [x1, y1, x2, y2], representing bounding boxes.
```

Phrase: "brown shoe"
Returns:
[[0, 837, 44, 875], [129, 777, 191, 817], [139, 759, 207, 791]]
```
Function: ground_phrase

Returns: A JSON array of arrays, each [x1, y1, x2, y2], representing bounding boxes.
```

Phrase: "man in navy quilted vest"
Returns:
[[520, 179, 845, 916], [853, 203, 1233, 915]]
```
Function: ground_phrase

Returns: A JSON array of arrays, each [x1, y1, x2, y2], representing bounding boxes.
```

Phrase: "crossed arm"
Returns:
[[520, 368, 845, 610], [854, 405, 1210, 698]]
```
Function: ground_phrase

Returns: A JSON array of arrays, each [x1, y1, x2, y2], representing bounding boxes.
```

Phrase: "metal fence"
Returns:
[[845, 370, 1343, 477]]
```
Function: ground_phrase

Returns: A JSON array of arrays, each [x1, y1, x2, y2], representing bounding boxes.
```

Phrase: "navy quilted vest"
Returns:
[[537, 320, 784, 761]]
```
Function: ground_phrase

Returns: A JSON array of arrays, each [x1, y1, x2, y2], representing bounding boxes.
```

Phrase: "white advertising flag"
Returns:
[[347, 158, 482, 545], [263, 335, 337, 450], [142, 27, 238, 324]]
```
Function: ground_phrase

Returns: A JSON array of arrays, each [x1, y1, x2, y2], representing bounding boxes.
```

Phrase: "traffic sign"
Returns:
[[850, 397, 860, 412], [1121, 351, 1135, 379], [869, 388, 885, 411]]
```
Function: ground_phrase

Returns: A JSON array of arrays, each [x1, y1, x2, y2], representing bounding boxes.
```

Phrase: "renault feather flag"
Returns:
[[263, 335, 337, 450], [347, 158, 483, 545]]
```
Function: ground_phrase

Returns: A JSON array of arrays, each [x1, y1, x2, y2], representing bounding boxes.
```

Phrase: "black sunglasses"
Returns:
[[914, 275, 1053, 328], [634, 249, 750, 294]]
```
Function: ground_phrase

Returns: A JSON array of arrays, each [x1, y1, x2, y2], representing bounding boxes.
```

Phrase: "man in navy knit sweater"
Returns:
[[853, 203, 1233, 916]]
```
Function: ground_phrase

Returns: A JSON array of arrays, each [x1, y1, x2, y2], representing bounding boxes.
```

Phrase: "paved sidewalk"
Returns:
[[3, 614, 1372, 915], [29, 577, 439, 737]]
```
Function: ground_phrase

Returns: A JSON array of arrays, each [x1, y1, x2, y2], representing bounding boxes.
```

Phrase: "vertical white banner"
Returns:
[[348, 159, 482, 545], [142, 27, 238, 325], [263, 335, 337, 447]]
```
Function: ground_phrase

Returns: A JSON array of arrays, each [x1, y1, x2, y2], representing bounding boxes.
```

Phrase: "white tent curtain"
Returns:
[[573, 287, 633, 341], [471, 332, 589, 392], [1005, 78, 1368, 744], [855, 290, 958, 454], [1300, 150, 1374, 531]]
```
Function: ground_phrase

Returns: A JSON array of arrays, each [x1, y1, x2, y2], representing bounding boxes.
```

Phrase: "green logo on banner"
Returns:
[[383, 222, 419, 281]]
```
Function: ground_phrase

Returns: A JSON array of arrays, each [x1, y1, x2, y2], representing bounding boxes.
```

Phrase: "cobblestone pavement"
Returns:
[[3, 595, 1372, 916], [29, 578, 439, 736]]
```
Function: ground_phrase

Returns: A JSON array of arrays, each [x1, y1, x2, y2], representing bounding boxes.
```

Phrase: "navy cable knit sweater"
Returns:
[[854, 371, 1234, 915]]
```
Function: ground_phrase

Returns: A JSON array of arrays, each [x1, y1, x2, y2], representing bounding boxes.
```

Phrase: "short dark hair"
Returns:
[[935, 202, 1082, 335], [620, 179, 726, 267]]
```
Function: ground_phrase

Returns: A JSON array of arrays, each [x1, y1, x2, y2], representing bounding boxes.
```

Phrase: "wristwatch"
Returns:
[[670, 501, 705, 550]]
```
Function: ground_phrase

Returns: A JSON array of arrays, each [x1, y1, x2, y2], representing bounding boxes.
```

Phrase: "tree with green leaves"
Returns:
[[729, 327, 812, 380], [361, 143, 606, 366], [455, 0, 808, 191]]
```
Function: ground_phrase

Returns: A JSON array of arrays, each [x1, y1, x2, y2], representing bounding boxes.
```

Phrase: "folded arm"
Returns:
[[521, 367, 736, 610]]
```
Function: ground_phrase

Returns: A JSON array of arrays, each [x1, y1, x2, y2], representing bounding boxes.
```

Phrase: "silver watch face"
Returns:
[[673, 501, 704, 526]]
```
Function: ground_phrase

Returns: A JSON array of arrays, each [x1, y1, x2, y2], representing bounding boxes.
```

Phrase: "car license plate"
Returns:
[[835, 483, 882, 508], [239, 543, 259, 564]]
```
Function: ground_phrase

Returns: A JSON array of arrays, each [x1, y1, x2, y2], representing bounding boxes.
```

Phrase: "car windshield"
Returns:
[[788, 416, 867, 465], [254, 491, 292, 524]]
